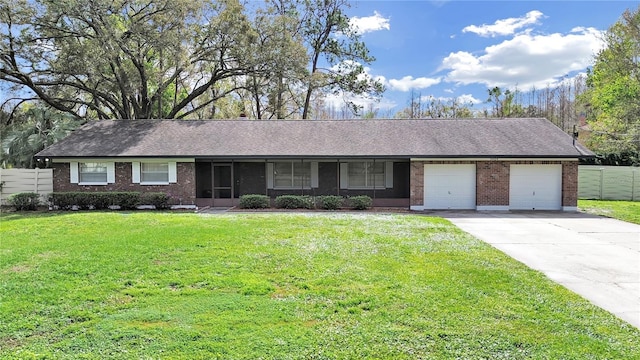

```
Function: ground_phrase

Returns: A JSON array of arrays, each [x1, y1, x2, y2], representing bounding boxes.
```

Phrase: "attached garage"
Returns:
[[509, 164, 562, 210], [424, 164, 476, 209]]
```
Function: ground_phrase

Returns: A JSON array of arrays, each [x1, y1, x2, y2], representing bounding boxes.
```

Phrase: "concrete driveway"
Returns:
[[433, 211, 640, 329]]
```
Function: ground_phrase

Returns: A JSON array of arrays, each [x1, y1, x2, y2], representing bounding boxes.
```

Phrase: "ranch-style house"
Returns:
[[35, 118, 593, 211]]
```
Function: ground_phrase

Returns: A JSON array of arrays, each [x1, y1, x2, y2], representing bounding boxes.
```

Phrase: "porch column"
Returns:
[[410, 161, 424, 207]]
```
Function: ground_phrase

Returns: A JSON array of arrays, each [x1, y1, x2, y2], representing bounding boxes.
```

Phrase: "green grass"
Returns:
[[579, 199, 640, 224], [1, 212, 638, 359]]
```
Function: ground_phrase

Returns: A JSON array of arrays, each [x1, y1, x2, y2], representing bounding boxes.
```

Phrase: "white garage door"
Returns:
[[424, 164, 476, 209], [509, 164, 562, 210]]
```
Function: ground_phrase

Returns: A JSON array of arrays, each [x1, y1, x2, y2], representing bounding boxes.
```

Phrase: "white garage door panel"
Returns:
[[424, 164, 476, 209], [510, 165, 562, 210]]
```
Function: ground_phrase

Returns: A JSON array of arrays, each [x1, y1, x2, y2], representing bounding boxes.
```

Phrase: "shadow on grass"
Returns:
[[0, 209, 148, 221], [0, 209, 196, 222], [0, 210, 76, 222]]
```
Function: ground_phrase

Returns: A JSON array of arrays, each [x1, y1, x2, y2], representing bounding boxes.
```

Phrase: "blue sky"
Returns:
[[330, 0, 639, 115]]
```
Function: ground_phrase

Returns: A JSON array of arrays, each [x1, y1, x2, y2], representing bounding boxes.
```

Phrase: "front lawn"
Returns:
[[579, 199, 640, 224], [0, 212, 638, 359]]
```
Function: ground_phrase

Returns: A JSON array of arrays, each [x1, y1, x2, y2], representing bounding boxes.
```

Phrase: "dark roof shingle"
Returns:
[[36, 118, 593, 159]]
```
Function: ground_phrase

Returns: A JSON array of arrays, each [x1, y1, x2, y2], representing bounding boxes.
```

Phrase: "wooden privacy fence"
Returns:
[[0, 168, 54, 205], [578, 166, 640, 201]]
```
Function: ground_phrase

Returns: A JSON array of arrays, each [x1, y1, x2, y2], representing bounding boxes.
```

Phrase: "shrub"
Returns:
[[49, 192, 84, 209], [88, 193, 113, 209], [316, 195, 344, 210], [274, 195, 314, 209], [48, 192, 110, 210], [110, 192, 141, 210], [48, 192, 73, 209], [140, 192, 170, 209], [349, 195, 372, 210], [239, 194, 270, 209], [7, 192, 40, 211], [49, 192, 142, 210]]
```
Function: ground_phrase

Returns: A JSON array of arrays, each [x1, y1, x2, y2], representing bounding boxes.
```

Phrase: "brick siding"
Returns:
[[51, 162, 196, 204], [562, 162, 578, 207], [410, 162, 424, 206], [476, 161, 510, 206]]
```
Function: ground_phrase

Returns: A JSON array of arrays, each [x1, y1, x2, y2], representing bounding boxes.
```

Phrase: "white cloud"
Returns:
[[463, 10, 544, 37], [456, 94, 483, 105], [388, 76, 441, 92], [441, 27, 604, 90], [323, 91, 397, 114], [349, 11, 390, 35]]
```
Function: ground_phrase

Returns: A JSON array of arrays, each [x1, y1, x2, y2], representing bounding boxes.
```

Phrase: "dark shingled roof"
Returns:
[[36, 118, 593, 159]]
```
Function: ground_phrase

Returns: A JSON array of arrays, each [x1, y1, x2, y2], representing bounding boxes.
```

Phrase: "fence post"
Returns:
[[35, 168, 39, 193], [599, 168, 604, 200], [633, 169, 636, 201]]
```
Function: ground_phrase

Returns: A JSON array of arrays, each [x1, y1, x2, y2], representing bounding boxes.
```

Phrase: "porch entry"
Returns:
[[195, 162, 233, 207]]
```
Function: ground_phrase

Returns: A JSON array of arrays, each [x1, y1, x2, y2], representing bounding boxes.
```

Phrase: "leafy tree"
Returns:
[[581, 6, 640, 153], [1, 0, 258, 120], [241, 0, 385, 120], [1, 107, 81, 168], [451, 100, 474, 118], [486, 87, 504, 117], [487, 86, 523, 118], [299, 0, 383, 119], [394, 91, 475, 119], [243, 0, 308, 119]]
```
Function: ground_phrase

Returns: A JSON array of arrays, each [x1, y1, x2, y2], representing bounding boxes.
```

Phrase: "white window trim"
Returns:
[[340, 161, 393, 190], [266, 161, 318, 190], [132, 161, 177, 185], [71, 161, 115, 186]]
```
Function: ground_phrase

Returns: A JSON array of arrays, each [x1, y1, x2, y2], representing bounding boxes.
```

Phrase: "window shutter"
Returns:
[[266, 163, 274, 189], [132, 162, 141, 183], [106, 162, 116, 183], [168, 162, 177, 183], [385, 162, 394, 188], [340, 163, 348, 189], [70, 162, 79, 183], [311, 162, 319, 188]]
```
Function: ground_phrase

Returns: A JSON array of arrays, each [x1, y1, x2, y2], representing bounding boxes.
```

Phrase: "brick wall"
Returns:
[[52, 162, 196, 204], [562, 162, 578, 207], [410, 162, 424, 206], [476, 161, 510, 206]]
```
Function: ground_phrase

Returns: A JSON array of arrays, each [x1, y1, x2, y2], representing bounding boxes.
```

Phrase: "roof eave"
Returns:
[[36, 154, 591, 161]]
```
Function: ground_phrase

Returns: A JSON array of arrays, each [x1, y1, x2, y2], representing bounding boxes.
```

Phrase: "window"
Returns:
[[79, 162, 108, 183], [132, 161, 177, 185], [348, 162, 384, 188], [273, 162, 311, 189], [340, 161, 393, 190], [141, 162, 169, 183], [70, 161, 114, 185]]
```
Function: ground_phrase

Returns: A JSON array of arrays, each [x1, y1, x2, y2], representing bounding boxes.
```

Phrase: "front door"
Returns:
[[213, 164, 232, 206], [195, 162, 233, 207]]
